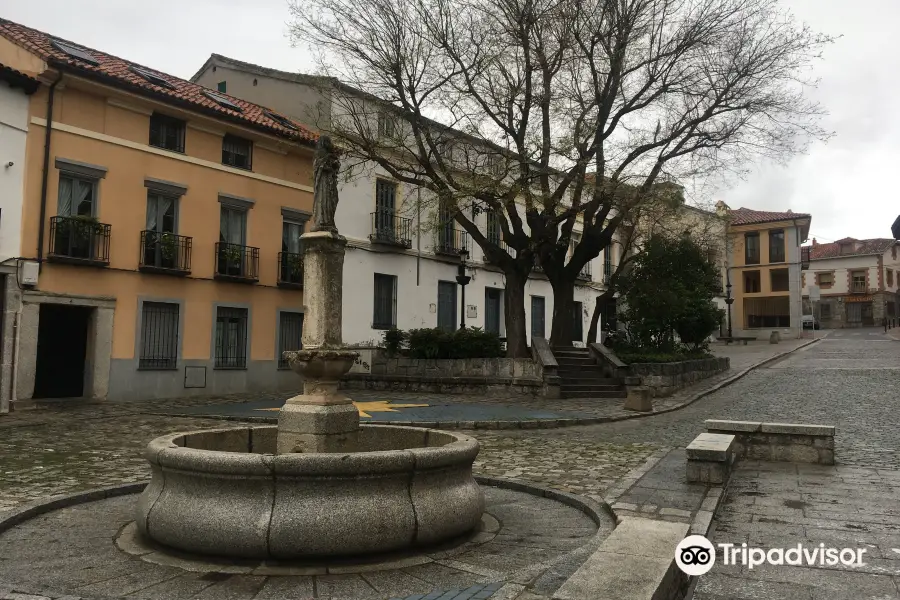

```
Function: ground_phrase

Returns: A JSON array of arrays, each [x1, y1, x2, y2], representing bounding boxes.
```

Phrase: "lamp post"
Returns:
[[456, 249, 471, 330], [725, 270, 734, 339]]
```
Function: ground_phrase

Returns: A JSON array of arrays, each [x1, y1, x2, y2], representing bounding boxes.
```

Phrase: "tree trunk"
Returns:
[[587, 289, 615, 343], [504, 270, 530, 358], [548, 275, 576, 347]]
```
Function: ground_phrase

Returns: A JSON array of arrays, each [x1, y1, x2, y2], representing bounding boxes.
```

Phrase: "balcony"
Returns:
[[850, 281, 867, 294], [215, 242, 259, 283], [484, 239, 512, 264], [277, 251, 304, 288], [434, 227, 469, 256], [48, 216, 111, 267], [139, 231, 192, 276], [370, 211, 412, 248]]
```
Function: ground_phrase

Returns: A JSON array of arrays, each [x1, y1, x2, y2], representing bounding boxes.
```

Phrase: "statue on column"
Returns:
[[311, 135, 341, 234]]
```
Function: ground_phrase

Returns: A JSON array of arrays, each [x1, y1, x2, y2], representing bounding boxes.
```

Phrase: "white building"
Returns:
[[801, 237, 900, 328], [191, 55, 613, 346], [0, 65, 39, 413]]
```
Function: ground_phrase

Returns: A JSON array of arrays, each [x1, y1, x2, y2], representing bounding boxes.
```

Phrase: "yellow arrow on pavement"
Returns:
[[258, 400, 429, 419]]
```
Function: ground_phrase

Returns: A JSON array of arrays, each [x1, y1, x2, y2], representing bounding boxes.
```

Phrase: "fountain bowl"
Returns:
[[136, 425, 484, 559]]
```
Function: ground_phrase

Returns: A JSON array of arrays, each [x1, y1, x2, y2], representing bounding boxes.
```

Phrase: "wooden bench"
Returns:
[[718, 336, 756, 346], [686, 432, 736, 484]]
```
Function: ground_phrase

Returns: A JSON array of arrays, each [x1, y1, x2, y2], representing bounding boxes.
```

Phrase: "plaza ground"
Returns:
[[1, 330, 899, 598]]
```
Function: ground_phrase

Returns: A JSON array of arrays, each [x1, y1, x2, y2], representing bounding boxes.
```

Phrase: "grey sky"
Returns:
[[3, 0, 895, 243]]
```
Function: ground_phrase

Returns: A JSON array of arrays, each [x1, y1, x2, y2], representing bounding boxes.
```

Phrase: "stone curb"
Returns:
[[151, 339, 821, 432], [0, 482, 147, 535]]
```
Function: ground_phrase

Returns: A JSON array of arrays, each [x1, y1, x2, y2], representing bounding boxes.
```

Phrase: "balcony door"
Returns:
[[55, 174, 98, 260], [374, 179, 397, 239], [145, 193, 177, 268], [219, 205, 248, 277], [281, 219, 305, 284]]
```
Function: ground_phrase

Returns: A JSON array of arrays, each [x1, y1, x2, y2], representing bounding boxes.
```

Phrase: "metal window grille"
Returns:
[[139, 302, 179, 369], [278, 312, 304, 369], [149, 113, 186, 153], [531, 296, 546, 338], [222, 134, 252, 169], [373, 273, 397, 329], [215, 307, 248, 368]]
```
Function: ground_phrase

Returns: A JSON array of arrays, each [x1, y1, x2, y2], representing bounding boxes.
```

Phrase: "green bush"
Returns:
[[404, 327, 503, 359], [380, 328, 407, 356]]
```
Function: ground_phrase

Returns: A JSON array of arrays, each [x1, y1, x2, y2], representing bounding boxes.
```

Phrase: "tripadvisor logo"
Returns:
[[675, 535, 868, 576]]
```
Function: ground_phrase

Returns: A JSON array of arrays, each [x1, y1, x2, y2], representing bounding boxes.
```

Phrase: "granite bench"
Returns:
[[705, 420, 835, 465], [686, 432, 736, 484]]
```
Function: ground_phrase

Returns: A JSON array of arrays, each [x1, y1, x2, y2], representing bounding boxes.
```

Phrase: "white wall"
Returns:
[[803, 254, 878, 296], [0, 82, 29, 263]]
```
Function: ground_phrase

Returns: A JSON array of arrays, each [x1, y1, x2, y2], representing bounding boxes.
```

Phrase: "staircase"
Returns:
[[553, 346, 628, 399]]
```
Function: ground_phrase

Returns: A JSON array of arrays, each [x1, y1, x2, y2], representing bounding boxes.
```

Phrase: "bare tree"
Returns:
[[288, 0, 832, 352]]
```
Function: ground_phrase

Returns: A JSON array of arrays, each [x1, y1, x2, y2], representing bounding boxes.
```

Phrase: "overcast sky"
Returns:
[[3, 0, 895, 244]]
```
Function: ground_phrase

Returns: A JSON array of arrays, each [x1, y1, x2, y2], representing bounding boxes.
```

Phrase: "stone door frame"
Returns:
[[15, 290, 115, 404]]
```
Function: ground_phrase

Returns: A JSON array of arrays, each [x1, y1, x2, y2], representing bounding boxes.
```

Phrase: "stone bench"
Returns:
[[686, 432, 735, 484], [705, 420, 835, 465]]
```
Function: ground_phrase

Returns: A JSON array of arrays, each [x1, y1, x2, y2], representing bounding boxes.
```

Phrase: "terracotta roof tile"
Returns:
[[0, 18, 317, 145], [728, 207, 811, 226], [808, 238, 896, 260]]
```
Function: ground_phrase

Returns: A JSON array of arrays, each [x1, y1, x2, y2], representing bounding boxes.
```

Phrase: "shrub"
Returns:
[[405, 327, 503, 359], [380, 328, 407, 356]]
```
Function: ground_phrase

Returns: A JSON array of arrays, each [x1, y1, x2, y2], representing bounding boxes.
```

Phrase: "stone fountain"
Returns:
[[135, 136, 484, 559]]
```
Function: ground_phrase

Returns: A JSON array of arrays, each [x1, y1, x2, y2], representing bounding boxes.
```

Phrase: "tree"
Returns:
[[616, 234, 724, 352], [287, 0, 832, 352]]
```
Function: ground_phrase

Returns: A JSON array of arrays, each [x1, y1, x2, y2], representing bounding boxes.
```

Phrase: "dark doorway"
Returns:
[[34, 304, 92, 399], [485, 288, 502, 335], [572, 301, 583, 343], [437, 281, 458, 332]]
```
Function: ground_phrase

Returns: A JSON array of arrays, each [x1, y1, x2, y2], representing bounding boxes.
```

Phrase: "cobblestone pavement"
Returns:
[[696, 460, 900, 600]]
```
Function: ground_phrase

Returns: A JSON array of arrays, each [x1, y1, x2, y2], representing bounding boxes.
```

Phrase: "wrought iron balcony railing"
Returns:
[[434, 227, 469, 256], [215, 242, 259, 283], [278, 251, 304, 288], [48, 216, 111, 266], [370, 211, 413, 248], [850, 281, 867, 294], [485, 239, 512, 264], [139, 231, 192, 275]]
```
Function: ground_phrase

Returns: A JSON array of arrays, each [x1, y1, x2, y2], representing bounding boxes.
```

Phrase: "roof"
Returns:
[[0, 19, 317, 145], [190, 54, 330, 88], [808, 238, 897, 260], [0, 63, 40, 94], [728, 207, 811, 226]]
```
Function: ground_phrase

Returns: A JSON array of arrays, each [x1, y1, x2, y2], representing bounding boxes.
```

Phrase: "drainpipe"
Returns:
[[36, 74, 63, 273], [416, 187, 421, 286]]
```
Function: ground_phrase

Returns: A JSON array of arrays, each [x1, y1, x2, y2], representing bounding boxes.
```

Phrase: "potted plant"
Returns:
[[56, 215, 102, 258], [158, 233, 178, 267], [284, 252, 303, 282], [219, 244, 244, 276]]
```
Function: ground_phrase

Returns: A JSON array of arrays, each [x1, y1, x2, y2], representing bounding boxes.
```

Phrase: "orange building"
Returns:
[[0, 19, 316, 406]]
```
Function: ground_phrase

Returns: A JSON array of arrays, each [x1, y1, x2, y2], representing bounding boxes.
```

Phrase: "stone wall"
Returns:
[[628, 357, 729, 397], [340, 352, 543, 396], [705, 420, 835, 465]]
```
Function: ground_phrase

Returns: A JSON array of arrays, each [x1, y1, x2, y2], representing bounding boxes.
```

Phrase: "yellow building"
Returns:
[[719, 203, 811, 338], [0, 18, 317, 406]]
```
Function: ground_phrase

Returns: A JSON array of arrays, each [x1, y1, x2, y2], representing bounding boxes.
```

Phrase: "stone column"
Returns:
[[277, 231, 359, 454]]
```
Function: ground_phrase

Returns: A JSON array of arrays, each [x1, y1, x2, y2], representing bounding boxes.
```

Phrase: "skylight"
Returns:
[[50, 39, 99, 66], [263, 109, 298, 131], [202, 90, 243, 113], [131, 66, 175, 90]]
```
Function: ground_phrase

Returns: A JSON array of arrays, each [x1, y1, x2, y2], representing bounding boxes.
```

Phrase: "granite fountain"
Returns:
[[135, 136, 484, 559]]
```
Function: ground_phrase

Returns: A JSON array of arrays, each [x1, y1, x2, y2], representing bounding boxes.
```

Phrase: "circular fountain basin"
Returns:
[[136, 425, 484, 559]]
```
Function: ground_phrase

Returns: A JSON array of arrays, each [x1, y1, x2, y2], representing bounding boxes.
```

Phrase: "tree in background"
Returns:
[[616, 235, 724, 354], [288, 0, 832, 353]]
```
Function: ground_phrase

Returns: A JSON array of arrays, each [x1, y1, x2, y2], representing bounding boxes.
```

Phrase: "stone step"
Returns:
[[553, 348, 591, 356], [560, 383, 624, 391], [555, 356, 596, 365], [560, 389, 627, 399]]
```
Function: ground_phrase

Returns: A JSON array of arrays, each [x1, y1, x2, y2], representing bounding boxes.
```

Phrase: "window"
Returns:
[[768, 230, 785, 263], [277, 312, 304, 369], [816, 272, 833, 288], [744, 270, 761, 293], [770, 268, 790, 292], [57, 174, 97, 217], [374, 179, 397, 234], [603, 243, 613, 282], [222, 134, 252, 169], [373, 273, 398, 329], [217, 81, 227, 93], [282, 219, 305, 255], [377, 111, 395, 138], [215, 306, 248, 369], [437, 281, 457, 332], [531, 296, 546, 339], [50, 39, 99, 65], [147, 193, 177, 234], [218, 205, 248, 276], [851, 271, 867, 293], [280, 218, 305, 284], [204, 90, 243, 112], [264, 109, 298, 131], [486, 210, 501, 245], [744, 232, 760, 264], [143, 193, 179, 269], [820, 303, 832, 319], [888, 269, 894, 287], [220, 205, 247, 245], [149, 113, 185, 153], [132, 67, 175, 90], [139, 302, 179, 369]]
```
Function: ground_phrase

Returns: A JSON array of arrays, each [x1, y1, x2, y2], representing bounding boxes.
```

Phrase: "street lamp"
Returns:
[[456, 249, 471, 330], [725, 270, 734, 339]]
